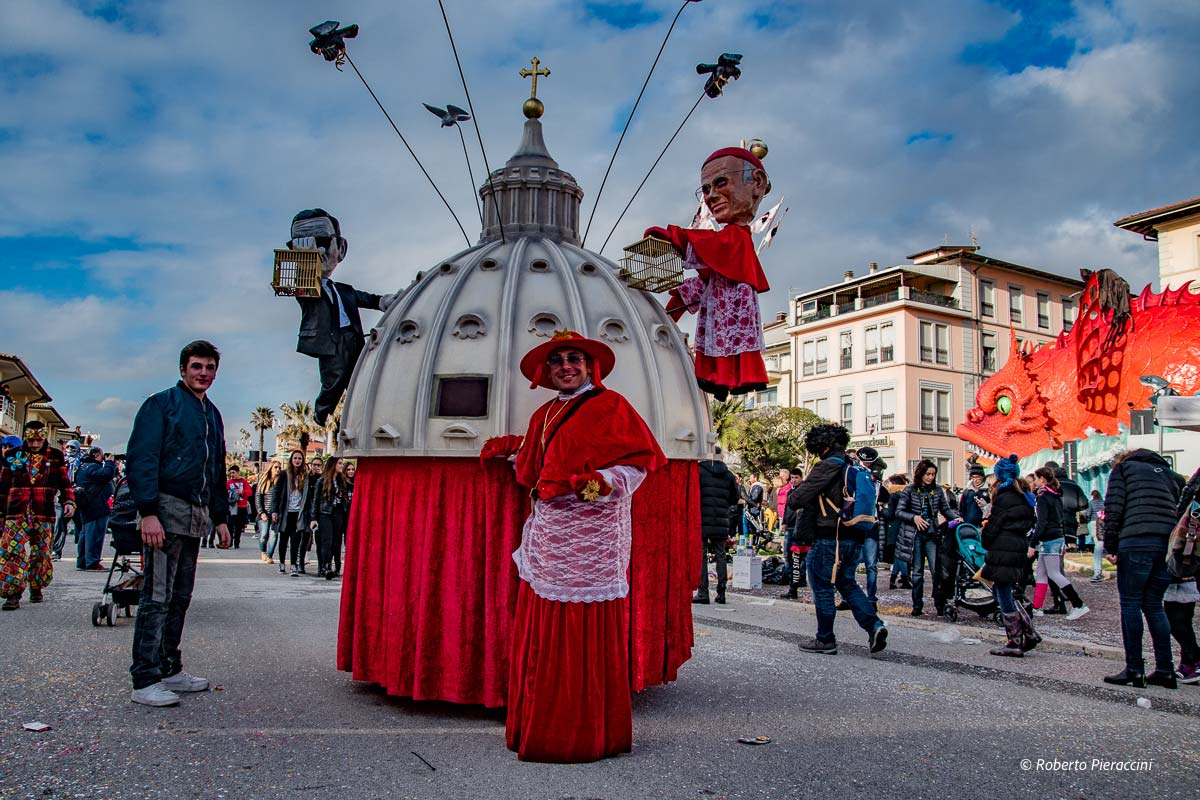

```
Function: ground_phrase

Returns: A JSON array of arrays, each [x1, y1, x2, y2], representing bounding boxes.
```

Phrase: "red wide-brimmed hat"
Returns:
[[520, 330, 616, 390]]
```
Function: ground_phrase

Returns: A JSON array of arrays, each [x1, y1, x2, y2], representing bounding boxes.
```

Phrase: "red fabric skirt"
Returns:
[[505, 582, 631, 762], [337, 457, 698, 708], [694, 351, 769, 394]]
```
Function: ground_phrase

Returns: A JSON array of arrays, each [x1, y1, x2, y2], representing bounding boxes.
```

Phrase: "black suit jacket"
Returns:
[[295, 280, 382, 357]]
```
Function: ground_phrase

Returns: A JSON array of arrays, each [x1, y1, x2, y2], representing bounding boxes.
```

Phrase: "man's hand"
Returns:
[[62, 502, 75, 520], [570, 471, 613, 502], [914, 517, 929, 531], [215, 524, 232, 549], [141, 515, 165, 549], [480, 435, 523, 463], [1106, 554, 1118, 566], [310, 521, 319, 531]]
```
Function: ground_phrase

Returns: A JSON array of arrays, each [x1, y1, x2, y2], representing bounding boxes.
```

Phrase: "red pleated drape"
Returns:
[[336, 457, 698, 707]]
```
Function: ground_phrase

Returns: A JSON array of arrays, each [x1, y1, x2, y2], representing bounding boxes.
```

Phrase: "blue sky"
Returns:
[[2, 0, 1197, 451]]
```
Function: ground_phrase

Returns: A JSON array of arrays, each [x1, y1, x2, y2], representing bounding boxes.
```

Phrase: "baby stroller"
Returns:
[[91, 478, 143, 627], [941, 523, 998, 622]]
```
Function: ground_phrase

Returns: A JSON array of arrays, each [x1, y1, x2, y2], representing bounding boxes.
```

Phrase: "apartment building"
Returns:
[[783, 245, 1084, 482], [1115, 196, 1200, 291], [0, 353, 71, 444]]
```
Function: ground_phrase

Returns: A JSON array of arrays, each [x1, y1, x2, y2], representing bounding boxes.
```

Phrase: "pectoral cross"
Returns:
[[519, 57, 550, 99]]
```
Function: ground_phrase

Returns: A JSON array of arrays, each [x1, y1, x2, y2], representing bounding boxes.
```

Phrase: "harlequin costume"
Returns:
[[645, 148, 771, 401], [0, 422, 75, 609], [481, 331, 666, 762]]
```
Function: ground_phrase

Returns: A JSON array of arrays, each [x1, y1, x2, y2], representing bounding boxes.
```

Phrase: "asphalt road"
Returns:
[[2, 543, 1198, 800]]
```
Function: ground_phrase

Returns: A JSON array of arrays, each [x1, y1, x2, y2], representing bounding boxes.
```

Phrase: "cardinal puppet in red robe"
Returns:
[[644, 147, 772, 401]]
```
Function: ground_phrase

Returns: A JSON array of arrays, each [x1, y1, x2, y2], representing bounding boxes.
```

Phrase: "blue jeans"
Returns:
[[808, 538, 882, 643], [76, 515, 109, 568], [860, 537, 879, 602], [992, 581, 1018, 614], [258, 518, 277, 558], [1116, 551, 1173, 674], [911, 533, 938, 610]]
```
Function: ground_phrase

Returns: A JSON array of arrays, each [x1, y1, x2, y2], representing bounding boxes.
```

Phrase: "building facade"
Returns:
[[1115, 196, 1200, 291], [781, 246, 1084, 482], [0, 353, 71, 444]]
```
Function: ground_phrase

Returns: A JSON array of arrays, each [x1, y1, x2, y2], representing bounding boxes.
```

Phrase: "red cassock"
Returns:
[[647, 224, 770, 398], [505, 387, 666, 762]]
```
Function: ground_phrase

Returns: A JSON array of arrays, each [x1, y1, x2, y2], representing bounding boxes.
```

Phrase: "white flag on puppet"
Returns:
[[756, 206, 789, 255], [750, 197, 784, 234], [690, 200, 719, 230]]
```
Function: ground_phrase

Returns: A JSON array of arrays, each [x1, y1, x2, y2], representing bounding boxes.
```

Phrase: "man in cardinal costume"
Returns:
[[645, 147, 772, 400], [480, 330, 666, 763]]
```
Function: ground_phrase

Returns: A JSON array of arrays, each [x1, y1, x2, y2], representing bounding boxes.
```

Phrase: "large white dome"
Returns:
[[338, 117, 711, 460]]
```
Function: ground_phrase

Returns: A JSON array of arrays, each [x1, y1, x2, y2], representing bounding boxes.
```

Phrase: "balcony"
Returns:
[[910, 290, 959, 309], [880, 413, 895, 431], [863, 290, 900, 309]]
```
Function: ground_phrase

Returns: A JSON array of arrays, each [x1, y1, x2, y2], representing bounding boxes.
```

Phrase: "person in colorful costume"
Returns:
[[645, 147, 771, 400], [0, 420, 75, 610], [480, 330, 666, 762]]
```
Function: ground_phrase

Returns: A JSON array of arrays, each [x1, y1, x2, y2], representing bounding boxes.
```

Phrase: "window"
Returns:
[[1063, 297, 1076, 333], [880, 322, 895, 362], [1130, 409, 1156, 436], [802, 396, 831, 420], [919, 321, 950, 365], [980, 280, 995, 317], [841, 395, 854, 431], [800, 299, 817, 317], [433, 375, 491, 417], [981, 332, 998, 372], [1009, 286, 1024, 325], [918, 450, 953, 483], [1037, 292, 1050, 329], [802, 340, 816, 377], [920, 386, 952, 434], [840, 331, 853, 370], [815, 337, 829, 375], [865, 387, 895, 432], [865, 325, 879, 365], [757, 387, 778, 407]]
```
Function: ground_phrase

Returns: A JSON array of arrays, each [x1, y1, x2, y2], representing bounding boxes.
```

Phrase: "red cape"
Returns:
[[653, 224, 770, 293], [515, 388, 666, 495]]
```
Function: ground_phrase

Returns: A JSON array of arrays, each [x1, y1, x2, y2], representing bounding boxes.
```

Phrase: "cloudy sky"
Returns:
[[2, 0, 1196, 451]]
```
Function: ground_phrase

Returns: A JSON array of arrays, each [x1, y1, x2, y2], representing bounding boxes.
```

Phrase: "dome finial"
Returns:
[[519, 56, 550, 119]]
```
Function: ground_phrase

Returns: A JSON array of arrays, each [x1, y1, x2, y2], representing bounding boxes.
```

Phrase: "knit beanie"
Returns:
[[993, 454, 1020, 489]]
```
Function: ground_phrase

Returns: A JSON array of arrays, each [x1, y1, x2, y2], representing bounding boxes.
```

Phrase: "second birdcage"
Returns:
[[619, 236, 684, 293], [272, 249, 323, 298]]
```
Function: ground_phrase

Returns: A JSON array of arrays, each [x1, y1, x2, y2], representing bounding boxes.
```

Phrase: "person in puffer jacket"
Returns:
[[695, 447, 739, 604], [1102, 448, 1185, 689]]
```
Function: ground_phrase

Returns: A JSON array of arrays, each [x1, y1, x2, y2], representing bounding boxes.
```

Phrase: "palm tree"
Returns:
[[709, 396, 746, 448], [279, 400, 322, 453], [322, 395, 345, 453], [250, 406, 276, 472]]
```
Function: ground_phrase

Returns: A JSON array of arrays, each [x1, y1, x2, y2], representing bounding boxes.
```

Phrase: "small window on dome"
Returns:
[[433, 375, 491, 418]]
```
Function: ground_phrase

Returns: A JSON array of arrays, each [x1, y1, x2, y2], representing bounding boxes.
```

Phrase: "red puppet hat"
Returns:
[[703, 146, 765, 172], [519, 330, 616, 390]]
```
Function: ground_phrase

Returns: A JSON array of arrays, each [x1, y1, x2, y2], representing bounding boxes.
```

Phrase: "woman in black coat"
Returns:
[[894, 460, 959, 616], [982, 456, 1039, 656], [308, 457, 347, 580]]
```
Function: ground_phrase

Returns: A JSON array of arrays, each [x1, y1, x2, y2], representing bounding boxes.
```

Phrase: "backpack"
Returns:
[[821, 457, 878, 533], [228, 481, 242, 507]]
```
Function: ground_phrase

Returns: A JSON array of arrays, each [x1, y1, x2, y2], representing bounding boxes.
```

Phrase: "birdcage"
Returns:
[[272, 249, 322, 297], [619, 236, 684, 293]]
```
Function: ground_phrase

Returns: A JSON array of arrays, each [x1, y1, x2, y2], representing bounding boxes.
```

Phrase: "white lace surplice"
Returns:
[[512, 465, 647, 603], [677, 244, 764, 358]]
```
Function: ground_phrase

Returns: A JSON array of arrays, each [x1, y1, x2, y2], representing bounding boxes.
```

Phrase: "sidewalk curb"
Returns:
[[719, 590, 1126, 661]]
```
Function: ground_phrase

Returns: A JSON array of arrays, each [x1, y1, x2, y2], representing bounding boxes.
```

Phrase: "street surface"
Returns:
[[2, 542, 1197, 800]]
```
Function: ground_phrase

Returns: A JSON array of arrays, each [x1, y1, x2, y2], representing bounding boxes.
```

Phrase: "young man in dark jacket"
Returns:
[[73, 447, 116, 571], [1102, 448, 1185, 689], [695, 447, 739, 604], [787, 424, 887, 655], [126, 341, 230, 707]]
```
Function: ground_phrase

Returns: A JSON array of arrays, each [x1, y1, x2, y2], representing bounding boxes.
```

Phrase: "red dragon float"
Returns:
[[958, 269, 1200, 461]]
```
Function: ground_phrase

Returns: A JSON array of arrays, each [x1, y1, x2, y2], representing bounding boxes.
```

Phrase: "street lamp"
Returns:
[[1140, 374, 1180, 458]]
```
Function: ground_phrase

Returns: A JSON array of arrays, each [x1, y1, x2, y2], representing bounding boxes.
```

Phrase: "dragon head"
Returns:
[[957, 333, 1059, 461]]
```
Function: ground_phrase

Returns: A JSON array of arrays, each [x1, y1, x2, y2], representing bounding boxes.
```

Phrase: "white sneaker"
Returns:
[[161, 671, 210, 692], [131, 682, 180, 707], [1031, 608, 1045, 617], [1066, 605, 1090, 621]]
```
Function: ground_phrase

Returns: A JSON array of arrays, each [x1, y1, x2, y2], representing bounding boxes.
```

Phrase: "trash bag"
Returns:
[[761, 555, 789, 585]]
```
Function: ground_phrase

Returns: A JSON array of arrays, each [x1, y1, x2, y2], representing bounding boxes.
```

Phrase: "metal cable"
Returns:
[[581, 0, 694, 249], [343, 52, 471, 246], [437, 0, 505, 243], [457, 124, 484, 227]]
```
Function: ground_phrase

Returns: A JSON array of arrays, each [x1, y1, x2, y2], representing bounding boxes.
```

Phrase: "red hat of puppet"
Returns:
[[703, 146, 765, 172], [520, 330, 616, 390]]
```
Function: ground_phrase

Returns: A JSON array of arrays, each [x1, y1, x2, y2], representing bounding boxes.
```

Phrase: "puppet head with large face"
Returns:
[[699, 148, 770, 226], [290, 208, 349, 278]]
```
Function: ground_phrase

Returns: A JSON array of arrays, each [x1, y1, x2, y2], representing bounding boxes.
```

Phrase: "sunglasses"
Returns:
[[546, 353, 587, 367]]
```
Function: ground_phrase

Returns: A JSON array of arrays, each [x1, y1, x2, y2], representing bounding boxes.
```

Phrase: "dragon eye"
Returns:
[[997, 396, 1013, 415]]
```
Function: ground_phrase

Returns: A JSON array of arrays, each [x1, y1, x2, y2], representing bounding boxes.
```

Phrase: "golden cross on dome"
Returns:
[[519, 57, 550, 99]]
